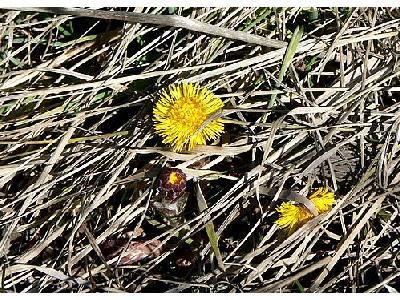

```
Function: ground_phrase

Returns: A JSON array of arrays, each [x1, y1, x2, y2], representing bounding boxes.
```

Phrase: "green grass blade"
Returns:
[[268, 25, 303, 108], [195, 182, 225, 271]]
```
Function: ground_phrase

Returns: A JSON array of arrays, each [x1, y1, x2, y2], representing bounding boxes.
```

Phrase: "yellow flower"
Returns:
[[276, 187, 336, 235], [309, 187, 335, 214], [153, 83, 224, 152], [276, 202, 314, 235]]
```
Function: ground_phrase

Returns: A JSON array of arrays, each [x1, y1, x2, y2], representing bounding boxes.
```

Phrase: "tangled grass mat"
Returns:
[[0, 7, 399, 292]]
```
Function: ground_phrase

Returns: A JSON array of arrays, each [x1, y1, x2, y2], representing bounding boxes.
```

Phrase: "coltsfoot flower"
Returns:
[[158, 167, 187, 202], [151, 167, 188, 220], [308, 186, 335, 214], [153, 83, 225, 152], [276, 187, 335, 235], [276, 202, 314, 236]]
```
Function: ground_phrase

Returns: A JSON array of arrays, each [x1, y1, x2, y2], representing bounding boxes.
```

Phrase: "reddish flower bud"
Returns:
[[158, 167, 187, 202]]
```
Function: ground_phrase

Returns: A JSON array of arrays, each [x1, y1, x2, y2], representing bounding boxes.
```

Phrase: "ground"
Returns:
[[0, 7, 399, 292]]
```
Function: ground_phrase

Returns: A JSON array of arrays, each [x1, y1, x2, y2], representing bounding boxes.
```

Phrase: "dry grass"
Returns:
[[0, 7, 399, 292]]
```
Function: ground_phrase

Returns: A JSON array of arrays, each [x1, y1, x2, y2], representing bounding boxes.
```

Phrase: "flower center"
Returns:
[[168, 97, 207, 132], [168, 171, 183, 185]]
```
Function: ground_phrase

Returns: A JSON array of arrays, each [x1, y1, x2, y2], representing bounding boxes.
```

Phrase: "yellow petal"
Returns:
[[276, 202, 313, 235], [309, 187, 336, 214]]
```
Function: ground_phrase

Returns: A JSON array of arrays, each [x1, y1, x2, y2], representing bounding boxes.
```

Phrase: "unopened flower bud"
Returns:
[[158, 167, 187, 202]]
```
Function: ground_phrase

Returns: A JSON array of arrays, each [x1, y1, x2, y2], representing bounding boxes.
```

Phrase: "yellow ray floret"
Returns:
[[308, 187, 335, 214], [276, 187, 336, 235], [276, 202, 314, 235], [153, 83, 225, 152]]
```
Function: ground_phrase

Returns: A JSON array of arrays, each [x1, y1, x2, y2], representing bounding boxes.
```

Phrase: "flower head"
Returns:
[[158, 167, 187, 202], [153, 83, 224, 152], [309, 187, 335, 213], [276, 202, 313, 235], [276, 187, 336, 235]]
